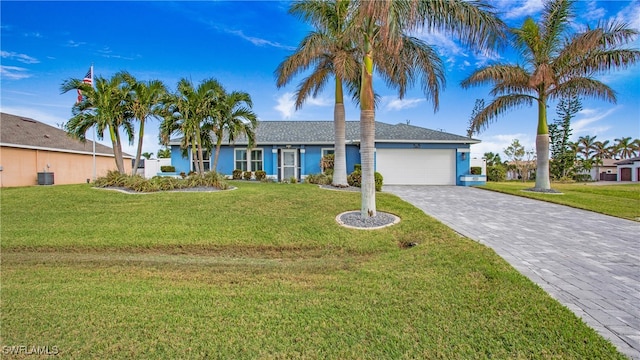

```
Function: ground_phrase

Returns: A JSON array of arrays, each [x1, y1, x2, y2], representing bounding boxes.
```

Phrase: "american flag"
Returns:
[[83, 67, 93, 85], [77, 66, 93, 103]]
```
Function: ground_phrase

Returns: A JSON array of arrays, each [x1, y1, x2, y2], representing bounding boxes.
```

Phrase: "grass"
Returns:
[[0, 182, 626, 359], [479, 181, 640, 221]]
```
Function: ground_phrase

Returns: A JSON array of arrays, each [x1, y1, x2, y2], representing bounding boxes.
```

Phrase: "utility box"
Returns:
[[37, 172, 54, 185]]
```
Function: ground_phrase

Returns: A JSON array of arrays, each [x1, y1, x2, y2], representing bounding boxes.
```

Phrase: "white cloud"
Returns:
[[584, 0, 606, 21], [274, 92, 296, 119], [0, 65, 31, 80], [614, 1, 640, 31], [224, 29, 296, 51], [65, 40, 86, 48], [499, 0, 544, 20], [386, 97, 425, 111], [0, 50, 40, 64], [571, 107, 619, 137], [306, 96, 332, 107]]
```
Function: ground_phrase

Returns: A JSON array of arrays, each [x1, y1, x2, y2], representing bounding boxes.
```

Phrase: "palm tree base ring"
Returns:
[[335, 211, 400, 230]]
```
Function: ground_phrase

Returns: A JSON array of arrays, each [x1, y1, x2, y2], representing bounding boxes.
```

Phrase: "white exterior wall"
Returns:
[[144, 158, 172, 178]]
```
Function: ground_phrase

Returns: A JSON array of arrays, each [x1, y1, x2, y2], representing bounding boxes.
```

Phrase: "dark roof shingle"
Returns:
[[171, 120, 479, 145]]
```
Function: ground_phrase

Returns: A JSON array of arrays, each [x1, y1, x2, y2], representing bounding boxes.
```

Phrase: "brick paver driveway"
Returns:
[[385, 185, 640, 359]]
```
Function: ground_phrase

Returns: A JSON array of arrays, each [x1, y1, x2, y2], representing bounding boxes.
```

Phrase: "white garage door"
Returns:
[[376, 148, 456, 185]]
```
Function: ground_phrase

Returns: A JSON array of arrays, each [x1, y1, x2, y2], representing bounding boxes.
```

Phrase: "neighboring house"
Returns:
[[615, 156, 640, 182], [0, 112, 132, 187], [592, 158, 618, 181], [169, 121, 481, 186]]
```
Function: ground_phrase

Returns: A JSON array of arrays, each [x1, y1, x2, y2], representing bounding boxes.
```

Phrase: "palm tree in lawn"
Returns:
[[275, 0, 360, 187], [61, 73, 133, 174], [121, 72, 167, 175], [354, 0, 505, 217], [210, 89, 258, 171], [614, 136, 636, 159], [160, 78, 223, 174], [577, 135, 598, 160], [462, 0, 640, 191]]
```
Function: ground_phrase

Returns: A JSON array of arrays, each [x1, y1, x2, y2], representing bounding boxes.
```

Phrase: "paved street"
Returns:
[[385, 185, 640, 359]]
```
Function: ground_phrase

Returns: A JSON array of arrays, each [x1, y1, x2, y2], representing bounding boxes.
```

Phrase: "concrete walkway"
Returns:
[[385, 185, 640, 359]]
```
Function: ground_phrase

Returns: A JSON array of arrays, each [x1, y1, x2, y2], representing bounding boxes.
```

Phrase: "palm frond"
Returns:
[[471, 94, 536, 134]]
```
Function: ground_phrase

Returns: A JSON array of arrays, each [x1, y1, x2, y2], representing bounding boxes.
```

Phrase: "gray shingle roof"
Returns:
[[170, 120, 479, 145], [0, 112, 131, 157]]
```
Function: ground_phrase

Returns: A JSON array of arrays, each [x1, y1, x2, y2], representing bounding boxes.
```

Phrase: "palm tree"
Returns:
[[614, 136, 636, 159], [157, 148, 171, 158], [593, 140, 613, 160], [61, 73, 133, 174], [210, 89, 258, 171], [122, 72, 167, 174], [354, 0, 505, 217], [275, 0, 360, 187], [141, 152, 154, 160], [577, 135, 598, 160], [160, 78, 223, 174], [462, 0, 640, 191]]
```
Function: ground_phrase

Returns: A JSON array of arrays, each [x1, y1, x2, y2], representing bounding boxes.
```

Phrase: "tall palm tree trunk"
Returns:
[[333, 76, 348, 186], [360, 38, 376, 218], [213, 139, 223, 172], [132, 119, 145, 175], [535, 96, 551, 190], [108, 124, 125, 174], [196, 131, 205, 174]]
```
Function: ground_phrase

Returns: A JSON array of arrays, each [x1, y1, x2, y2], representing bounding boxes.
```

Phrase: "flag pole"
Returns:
[[91, 64, 96, 181]]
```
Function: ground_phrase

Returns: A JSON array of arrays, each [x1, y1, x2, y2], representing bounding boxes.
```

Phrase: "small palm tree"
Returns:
[[577, 135, 598, 160], [592, 140, 613, 160], [61, 73, 133, 174], [121, 72, 167, 174], [157, 148, 171, 158], [210, 89, 258, 171], [141, 152, 154, 160], [161, 78, 223, 174], [462, 0, 640, 191]]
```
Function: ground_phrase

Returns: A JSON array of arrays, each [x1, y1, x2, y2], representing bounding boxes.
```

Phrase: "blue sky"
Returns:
[[1, 0, 639, 159]]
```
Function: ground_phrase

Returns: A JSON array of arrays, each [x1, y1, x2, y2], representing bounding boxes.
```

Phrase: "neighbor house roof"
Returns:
[[615, 156, 640, 165], [170, 120, 479, 146], [0, 112, 131, 157]]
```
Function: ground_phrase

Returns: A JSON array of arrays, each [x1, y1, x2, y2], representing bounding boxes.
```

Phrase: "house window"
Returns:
[[251, 149, 263, 171], [322, 148, 335, 157], [192, 151, 210, 172], [235, 149, 247, 171]]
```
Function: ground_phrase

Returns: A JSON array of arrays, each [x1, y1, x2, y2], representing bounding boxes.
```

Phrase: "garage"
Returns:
[[376, 148, 456, 185]]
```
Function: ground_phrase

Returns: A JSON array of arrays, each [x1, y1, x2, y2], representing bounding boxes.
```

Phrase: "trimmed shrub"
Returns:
[[487, 165, 506, 182], [347, 169, 383, 191], [304, 173, 332, 185], [94, 171, 229, 192], [232, 169, 243, 180], [470, 166, 482, 175], [353, 164, 361, 171], [160, 165, 175, 173], [254, 170, 266, 181], [243, 171, 252, 180]]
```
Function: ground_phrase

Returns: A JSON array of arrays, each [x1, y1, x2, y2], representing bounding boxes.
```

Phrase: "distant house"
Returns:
[[593, 158, 619, 181], [168, 121, 481, 186], [0, 112, 132, 187], [615, 156, 640, 182]]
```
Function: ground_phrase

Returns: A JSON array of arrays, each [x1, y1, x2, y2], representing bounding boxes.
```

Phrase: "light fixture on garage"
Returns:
[[461, 152, 466, 160], [413, 144, 420, 148]]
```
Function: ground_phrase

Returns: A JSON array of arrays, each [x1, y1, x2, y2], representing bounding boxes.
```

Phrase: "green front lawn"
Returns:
[[479, 181, 640, 221], [0, 182, 625, 359]]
